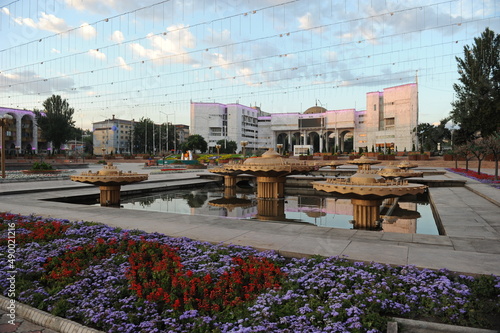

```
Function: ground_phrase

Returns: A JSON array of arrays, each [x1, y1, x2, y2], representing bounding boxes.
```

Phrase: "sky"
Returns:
[[0, 0, 498, 130]]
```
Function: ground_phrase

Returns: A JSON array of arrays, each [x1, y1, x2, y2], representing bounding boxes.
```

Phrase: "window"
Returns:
[[373, 104, 377, 111], [385, 118, 395, 126]]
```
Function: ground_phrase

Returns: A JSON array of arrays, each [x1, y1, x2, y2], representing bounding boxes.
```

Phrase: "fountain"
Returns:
[[70, 163, 148, 206], [312, 157, 427, 230], [210, 148, 318, 199]]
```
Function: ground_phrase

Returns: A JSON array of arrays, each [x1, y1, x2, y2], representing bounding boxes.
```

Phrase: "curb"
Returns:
[[392, 317, 499, 333], [0, 295, 105, 333], [465, 184, 500, 208]]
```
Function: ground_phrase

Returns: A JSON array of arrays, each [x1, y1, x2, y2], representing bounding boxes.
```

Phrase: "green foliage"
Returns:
[[31, 162, 53, 170], [34, 95, 76, 154], [183, 134, 208, 153], [216, 139, 237, 154], [451, 28, 500, 139]]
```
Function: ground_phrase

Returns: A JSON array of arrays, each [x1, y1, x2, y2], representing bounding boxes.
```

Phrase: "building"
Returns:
[[92, 115, 134, 155], [190, 102, 271, 153], [191, 83, 418, 154], [92, 116, 189, 155], [0, 107, 47, 154]]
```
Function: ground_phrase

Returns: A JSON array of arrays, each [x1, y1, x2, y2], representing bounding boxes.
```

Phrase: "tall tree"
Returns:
[[34, 95, 75, 154], [132, 117, 155, 154], [450, 28, 500, 140], [413, 118, 451, 151]]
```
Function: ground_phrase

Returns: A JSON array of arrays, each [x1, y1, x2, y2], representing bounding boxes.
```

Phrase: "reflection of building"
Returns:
[[191, 83, 418, 153], [0, 107, 46, 154]]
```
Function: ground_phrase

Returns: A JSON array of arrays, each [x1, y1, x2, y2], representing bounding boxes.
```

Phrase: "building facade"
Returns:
[[190, 102, 271, 153], [191, 83, 418, 154], [0, 107, 47, 154], [92, 115, 134, 155]]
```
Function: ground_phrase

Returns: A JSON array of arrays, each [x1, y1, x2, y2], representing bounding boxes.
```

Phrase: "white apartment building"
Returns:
[[191, 83, 419, 154], [190, 102, 270, 153]]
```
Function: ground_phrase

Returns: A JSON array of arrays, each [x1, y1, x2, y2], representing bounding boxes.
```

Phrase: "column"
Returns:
[[256, 176, 286, 198], [15, 114, 22, 151], [32, 115, 38, 153], [351, 199, 382, 230], [319, 130, 324, 153], [99, 185, 122, 206]]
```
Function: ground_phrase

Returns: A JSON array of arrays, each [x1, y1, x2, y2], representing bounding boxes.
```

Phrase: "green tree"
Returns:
[[216, 139, 237, 154], [483, 133, 500, 180], [34, 95, 75, 154], [132, 117, 155, 154], [183, 134, 208, 153], [450, 28, 500, 140], [413, 118, 451, 152]]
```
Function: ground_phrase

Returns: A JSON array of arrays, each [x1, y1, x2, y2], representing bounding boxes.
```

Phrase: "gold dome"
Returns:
[[304, 106, 327, 114]]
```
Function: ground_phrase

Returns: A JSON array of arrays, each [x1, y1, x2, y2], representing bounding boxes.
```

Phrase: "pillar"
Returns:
[[256, 176, 286, 199], [224, 175, 237, 187], [256, 198, 286, 221], [99, 185, 121, 206], [351, 199, 382, 230]]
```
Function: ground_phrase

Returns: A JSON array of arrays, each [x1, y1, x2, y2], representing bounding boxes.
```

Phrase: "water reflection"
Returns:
[[118, 187, 438, 235]]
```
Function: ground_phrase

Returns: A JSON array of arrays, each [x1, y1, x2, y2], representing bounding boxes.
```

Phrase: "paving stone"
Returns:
[[341, 241, 409, 266]]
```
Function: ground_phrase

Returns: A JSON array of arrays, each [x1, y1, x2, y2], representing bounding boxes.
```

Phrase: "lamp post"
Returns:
[[1, 114, 13, 178], [277, 143, 283, 155], [160, 112, 174, 155], [240, 141, 248, 157], [215, 144, 221, 155]]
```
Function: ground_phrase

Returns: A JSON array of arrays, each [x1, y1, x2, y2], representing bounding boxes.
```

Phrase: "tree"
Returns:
[[183, 134, 208, 153], [216, 139, 237, 154], [454, 144, 473, 171], [132, 117, 155, 154], [413, 118, 451, 152], [483, 133, 500, 180], [468, 139, 488, 175], [450, 28, 500, 139], [34, 95, 75, 154]]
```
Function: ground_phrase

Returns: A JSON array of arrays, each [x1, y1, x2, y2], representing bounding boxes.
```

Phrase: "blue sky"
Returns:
[[0, 0, 498, 130]]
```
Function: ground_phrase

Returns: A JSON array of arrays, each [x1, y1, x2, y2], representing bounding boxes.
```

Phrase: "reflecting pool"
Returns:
[[114, 186, 439, 235]]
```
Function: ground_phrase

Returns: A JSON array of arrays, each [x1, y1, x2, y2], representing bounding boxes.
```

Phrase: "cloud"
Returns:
[[298, 13, 313, 30], [130, 24, 196, 64], [79, 23, 97, 40], [0, 70, 75, 95], [111, 30, 125, 43], [2, 7, 10, 16], [12, 12, 70, 33], [88, 49, 106, 60], [51, 48, 61, 54], [117, 57, 132, 71]]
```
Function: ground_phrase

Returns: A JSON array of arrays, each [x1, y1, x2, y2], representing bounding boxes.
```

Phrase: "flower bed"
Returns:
[[1, 213, 499, 333], [447, 168, 500, 186]]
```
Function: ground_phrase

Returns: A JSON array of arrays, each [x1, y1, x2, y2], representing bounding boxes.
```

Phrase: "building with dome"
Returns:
[[191, 83, 418, 154]]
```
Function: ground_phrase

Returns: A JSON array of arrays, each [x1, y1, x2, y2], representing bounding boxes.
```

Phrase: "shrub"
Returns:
[[31, 161, 54, 170]]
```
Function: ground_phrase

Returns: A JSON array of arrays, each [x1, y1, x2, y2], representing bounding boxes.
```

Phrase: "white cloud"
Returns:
[[88, 49, 106, 60], [13, 12, 70, 33], [1, 7, 10, 16], [117, 57, 132, 71], [130, 25, 196, 65], [298, 13, 313, 30], [79, 23, 97, 40], [51, 48, 61, 54], [111, 30, 124, 43]]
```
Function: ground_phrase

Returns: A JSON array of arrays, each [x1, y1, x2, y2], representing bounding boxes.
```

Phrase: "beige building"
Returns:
[[191, 83, 418, 154], [93, 115, 133, 155]]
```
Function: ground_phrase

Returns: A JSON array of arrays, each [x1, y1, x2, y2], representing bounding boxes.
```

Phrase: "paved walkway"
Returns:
[[0, 163, 499, 332]]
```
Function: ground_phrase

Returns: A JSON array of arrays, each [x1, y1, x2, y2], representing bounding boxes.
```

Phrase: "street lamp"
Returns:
[[215, 144, 221, 155], [160, 112, 174, 155], [277, 143, 283, 155], [1, 114, 14, 179], [240, 141, 248, 157]]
